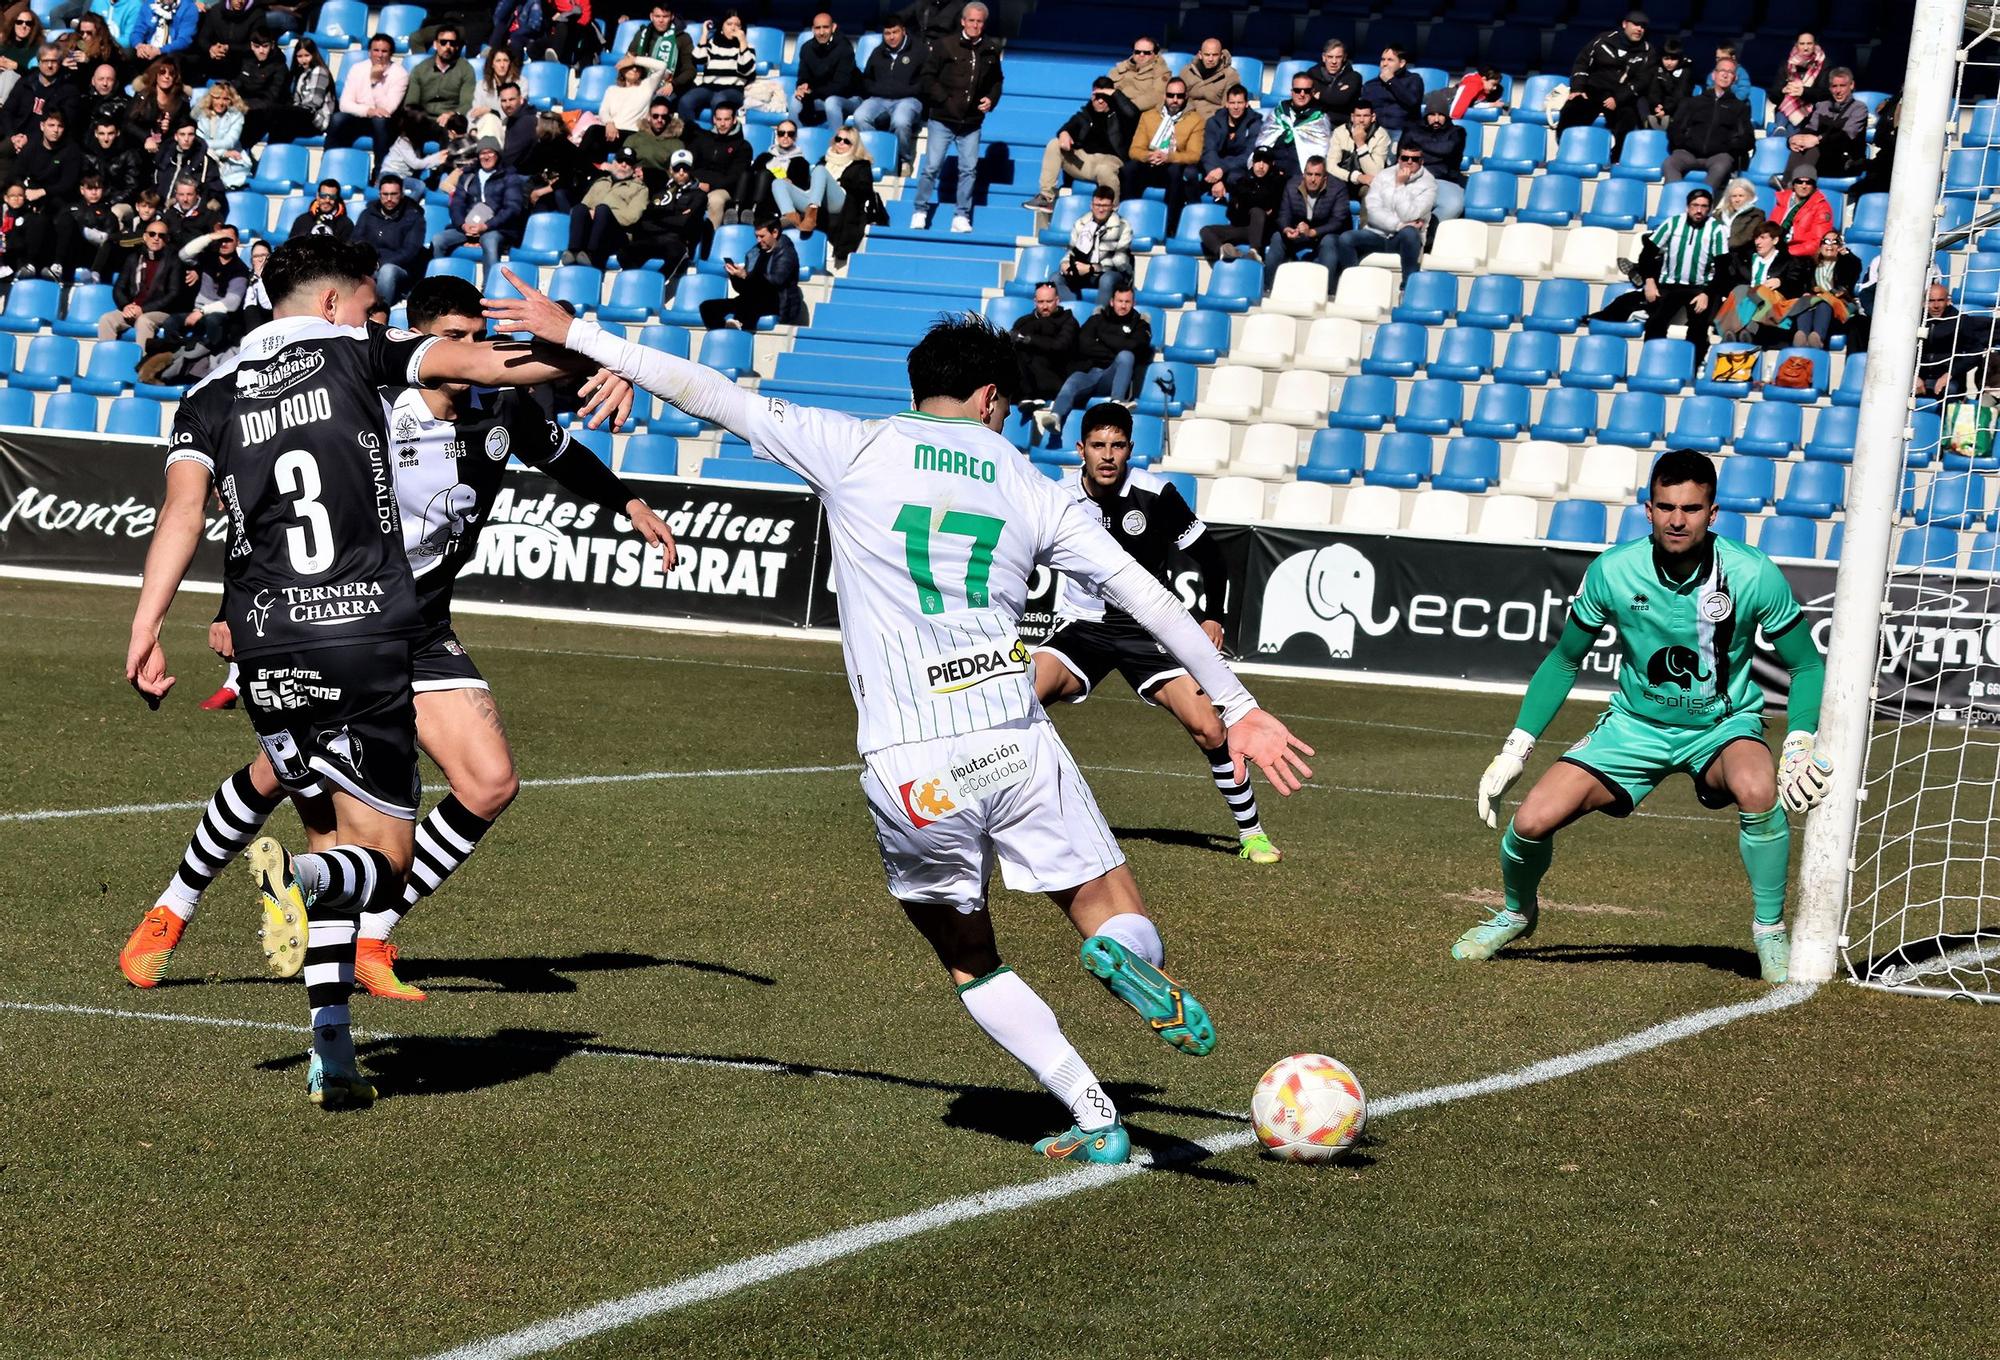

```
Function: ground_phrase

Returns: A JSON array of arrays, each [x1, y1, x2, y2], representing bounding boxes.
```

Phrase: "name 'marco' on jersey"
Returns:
[[166, 316, 439, 658], [384, 385, 568, 623], [1052, 464, 1209, 628]]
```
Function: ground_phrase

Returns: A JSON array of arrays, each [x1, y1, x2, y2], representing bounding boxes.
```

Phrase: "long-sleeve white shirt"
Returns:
[[1360, 166, 1436, 233]]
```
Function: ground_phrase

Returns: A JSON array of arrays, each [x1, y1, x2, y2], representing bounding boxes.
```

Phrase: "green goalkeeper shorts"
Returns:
[[1559, 708, 1769, 817]]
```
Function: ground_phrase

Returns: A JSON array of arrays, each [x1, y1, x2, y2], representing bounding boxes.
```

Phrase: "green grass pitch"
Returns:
[[1, 578, 1993, 1360]]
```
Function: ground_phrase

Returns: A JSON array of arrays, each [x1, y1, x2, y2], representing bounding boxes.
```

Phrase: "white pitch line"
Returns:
[[424, 982, 1817, 1360]]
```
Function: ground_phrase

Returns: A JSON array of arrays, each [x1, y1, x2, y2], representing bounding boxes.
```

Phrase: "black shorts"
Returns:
[[240, 639, 420, 820], [1035, 619, 1188, 703], [411, 619, 488, 693]]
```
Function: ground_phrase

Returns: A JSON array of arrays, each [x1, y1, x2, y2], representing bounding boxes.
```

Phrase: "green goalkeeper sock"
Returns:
[[1500, 820, 1553, 917], [1738, 806, 1790, 927]]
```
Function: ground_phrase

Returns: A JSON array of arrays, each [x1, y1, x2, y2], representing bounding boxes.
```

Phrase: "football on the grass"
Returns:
[[1251, 1054, 1366, 1161]]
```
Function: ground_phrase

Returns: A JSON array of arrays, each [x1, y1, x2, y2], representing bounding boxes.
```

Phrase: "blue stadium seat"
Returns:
[[578, 64, 617, 106], [1136, 360, 1195, 416], [1908, 407, 1942, 469], [1038, 194, 1090, 246], [1969, 98, 2000, 149], [1735, 403, 1803, 457], [699, 224, 758, 275], [1517, 175, 1582, 227], [1670, 395, 1736, 453], [746, 24, 783, 70], [523, 62, 569, 109], [1919, 471, 1990, 529], [1831, 352, 1867, 406], [983, 295, 1030, 331], [1300, 428, 1365, 484], [1707, 509, 1747, 541], [1434, 436, 1501, 493], [1392, 271, 1458, 325], [428, 256, 479, 284], [1615, 501, 1651, 542], [1649, 179, 1700, 226], [55, 283, 116, 338], [1562, 333, 1629, 390], [226, 190, 269, 239], [1483, 123, 1549, 175], [1582, 176, 1648, 229], [248, 142, 310, 194], [1463, 383, 1532, 439], [548, 265, 604, 311], [1745, 136, 1791, 185], [378, 4, 426, 50], [1897, 525, 1963, 569], [1361, 322, 1428, 377], [1847, 193, 1889, 247], [1531, 387, 1599, 443], [1164, 308, 1231, 363], [0, 387, 29, 427], [1586, 282, 1644, 336], [662, 274, 730, 326], [1762, 348, 1827, 403], [1610, 128, 1668, 181], [1327, 375, 1398, 431], [1428, 327, 1493, 382], [566, 426, 613, 465], [1696, 343, 1759, 396], [1716, 456, 1777, 512], [1944, 149, 1990, 199], [320, 146, 372, 191], [308, 0, 366, 47], [1599, 392, 1666, 447], [1757, 515, 1819, 559], [42, 392, 99, 432], [0, 279, 58, 334], [1364, 432, 1435, 488], [1199, 259, 1264, 313], [1971, 531, 2000, 574], [1166, 201, 1226, 256], [600, 269, 666, 323], [1461, 171, 1519, 223], [1547, 499, 1609, 544], [1006, 246, 1066, 297], [1549, 125, 1613, 177], [1522, 277, 1589, 332], [1629, 339, 1695, 394], [514, 212, 569, 266], [1493, 329, 1560, 386], [1136, 254, 1198, 307], [73, 340, 140, 396], [106, 397, 161, 438], [1804, 406, 1860, 463], [699, 328, 755, 379], [1119, 199, 1166, 253], [16, 336, 77, 392], [1776, 461, 1845, 518], [1514, 73, 1567, 125], [1398, 380, 1463, 436], [1459, 273, 1524, 329]]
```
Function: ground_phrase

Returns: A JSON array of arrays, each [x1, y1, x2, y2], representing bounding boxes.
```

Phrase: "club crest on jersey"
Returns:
[[485, 426, 510, 461], [246, 589, 278, 638], [1700, 590, 1733, 623], [384, 326, 422, 341], [394, 412, 423, 443], [897, 777, 958, 827], [320, 725, 363, 773], [1121, 508, 1147, 536], [924, 637, 1032, 694], [235, 348, 325, 400]]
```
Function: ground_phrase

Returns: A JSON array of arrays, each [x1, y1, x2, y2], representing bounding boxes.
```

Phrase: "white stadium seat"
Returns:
[[1338, 484, 1403, 531], [1190, 364, 1265, 422], [1266, 261, 1332, 317], [1296, 316, 1366, 373], [1262, 370, 1333, 427], [1474, 493, 1541, 539], [1499, 440, 1570, 498], [1160, 417, 1232, 473], [1425, 218, 1490, 274], [1570, 444, 1645, 502], [1234, 423, 1304, 478], [1407, 488, 1472, 536], [1552, 225, 1624, 282], [1325, 265, 1396, 322], [1233, 313, 1302, 369], [1269, 480, 1337, 524], [1488, 222, 1556, 277], [1203, 475, 1269, 523]]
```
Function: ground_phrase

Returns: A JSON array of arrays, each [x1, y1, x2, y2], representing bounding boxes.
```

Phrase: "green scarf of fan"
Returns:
[[1272, 103, 1326, 144]]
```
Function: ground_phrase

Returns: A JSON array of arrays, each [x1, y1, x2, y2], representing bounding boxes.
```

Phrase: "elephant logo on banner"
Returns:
[[1257, 543, 1399, 660], [1645, 645, 1710, 689]]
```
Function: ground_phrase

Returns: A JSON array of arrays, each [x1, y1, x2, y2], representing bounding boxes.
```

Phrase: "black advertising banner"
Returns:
[[0, 430, 228, 579]]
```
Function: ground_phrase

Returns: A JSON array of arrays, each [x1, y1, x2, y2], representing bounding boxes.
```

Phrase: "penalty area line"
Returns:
[[423, 982, 1818, 1360]]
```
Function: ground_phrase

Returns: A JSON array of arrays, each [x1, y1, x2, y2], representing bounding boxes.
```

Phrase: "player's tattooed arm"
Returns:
[[127, 459, 212, 707]]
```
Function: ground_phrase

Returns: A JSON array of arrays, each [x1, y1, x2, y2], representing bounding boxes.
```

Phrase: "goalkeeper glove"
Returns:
[[1779, 730, 1833, 815], [1477, 728, 1536, 829]]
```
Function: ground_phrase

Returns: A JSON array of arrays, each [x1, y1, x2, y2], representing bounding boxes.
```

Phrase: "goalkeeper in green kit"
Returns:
[[1456, 450, 1832, 983]]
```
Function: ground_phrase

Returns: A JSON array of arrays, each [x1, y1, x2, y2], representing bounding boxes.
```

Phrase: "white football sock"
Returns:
[[1092, 911, 1164, 967], [959, 967, 1119, 1131]]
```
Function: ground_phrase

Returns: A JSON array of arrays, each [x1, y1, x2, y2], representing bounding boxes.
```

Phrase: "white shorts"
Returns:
[[861, 715, 1125, 913]]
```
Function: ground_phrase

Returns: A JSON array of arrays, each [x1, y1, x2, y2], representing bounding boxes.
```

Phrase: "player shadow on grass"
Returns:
[[397, 950, 778, 993], [1506, 942, 1762, 980], [257, 1029, 598, 1097], [1109, 825, 1243, 854], [942, 1086, 1255, 1184]]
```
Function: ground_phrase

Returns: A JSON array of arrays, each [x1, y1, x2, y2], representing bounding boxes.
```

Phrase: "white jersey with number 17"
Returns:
[[741, 399, 1134, 755]]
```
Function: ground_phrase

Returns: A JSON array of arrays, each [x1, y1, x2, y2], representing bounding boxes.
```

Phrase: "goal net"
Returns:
[[1842, 7, 2000, 1001]]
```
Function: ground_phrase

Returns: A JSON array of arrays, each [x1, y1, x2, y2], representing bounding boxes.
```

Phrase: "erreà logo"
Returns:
[[924, 637, 1031, 694], [235, 348, 326, 400]]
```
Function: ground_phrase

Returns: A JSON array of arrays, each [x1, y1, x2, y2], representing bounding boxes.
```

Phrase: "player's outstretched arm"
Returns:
[[537, 439, 678, 568], [1772, 622, 1832, 814], [126, 459, 211, 708], [1477, 616, 1599, 827]]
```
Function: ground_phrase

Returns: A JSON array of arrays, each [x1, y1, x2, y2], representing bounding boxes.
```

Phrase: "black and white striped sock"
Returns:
[[358, 796, 496, 940], [158, 764, 284, 921], [1201, 741, 1262, 839], [296, 846, 393, 1028]]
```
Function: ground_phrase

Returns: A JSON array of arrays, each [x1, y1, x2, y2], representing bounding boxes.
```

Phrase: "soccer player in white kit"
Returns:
[[489, 275, 1314, 1164]]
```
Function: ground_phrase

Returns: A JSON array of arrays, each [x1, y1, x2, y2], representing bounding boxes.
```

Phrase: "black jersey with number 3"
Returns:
[[168, 317, 440, 659]]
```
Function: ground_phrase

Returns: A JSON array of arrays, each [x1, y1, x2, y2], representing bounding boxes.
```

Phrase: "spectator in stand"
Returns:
[[1586, 185, 1727, 365], [1043, 282, 1151, 436], [1198, 143, 1283, 262], [1401, 91, 1466, 220], [1448, 67, 1505, 120], [287, 177, 352, 240], [1714, 221, 1793, 345], [242, 36, 331, 146], [410, 2, 490, 54], [1198, 82, 1261, 202], [521, 110, 588, 213], [1010, 281, 1080, 408], [1914, 281, 1993, 399], [750, 118, 812, 223], [185, 0, 259, 85], [406, 27, 475, 129], [1716, 177, 1764, 252], [194, 84, 249, 191], [594, 58, 669, 156], [1323, 102, 1389, 198], [1783, 67, 1867, 183], [355, 173, 426, 302], [57, 173, 116, 280], [131, 0, 200, 65], [1177, 38, 1238, 124], [327, 34, 408, 175], [811, 126, 878, 267], [851, 17, 925, 175], [1333, 141, 1434, 289], [431, 137, 522, 279], [624, 146, 706, 272], [95, 186, 160, 275], [0, 179, 50, 279], [1642, 38, 1693, 129], [625, 97, 684, 172], [678, 13, 756, 128], [16, 110, 80, 214], [0, 5, 43, 74], [62, 8, 121, 66], [1782, 229, 1860, 349], [686, 99, 752, 227], [490, 0, 549, 64], [83, 61, 133, 131], [1057, 183, 1131, 304], [544, 0, 599, 68], [159, 173, 217, 247], [1261, 154, 1348, 295], [793, 12, 860, 128], [138, 220, 248, 380], [1026, 76, 1131, 211], [237, 28, 289, 130], [380, 106, 452, 195], [1769, 32, 1829, 132], [910, 0, 1000, 233], [498, 81, 537, 167], [469, 46, 519, 140], [5, 45, 83, 155], [152, 118, 224, 207], [1308, 39, 1363, 126], [1662, 57, 1753, 193], [565, 144, 647, 265], [1107, 34, 1166, 114], [1362, 46, 1424, 137], [237, 237, 271, 331], [896, 0, 965, 47], [1260, 70, 1334, 183], [699, 215, 806, 329], [1855, 93, 1898, 197], [96, 214, 188, 341], [628, 5, 696, 104], [1774, 163, 1833, 255], [1557, 10, 1653, 156], [1121, 77, 1201, 233], [83, 117, 145, 218]]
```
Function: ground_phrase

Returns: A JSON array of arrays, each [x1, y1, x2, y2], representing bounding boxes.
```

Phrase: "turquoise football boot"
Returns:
[[1079, 935, 1216, 1056]]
